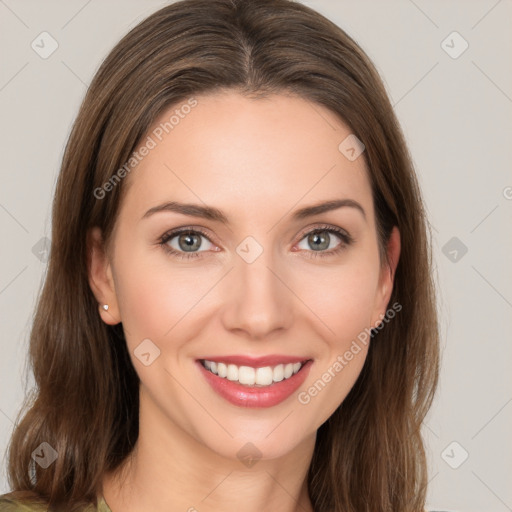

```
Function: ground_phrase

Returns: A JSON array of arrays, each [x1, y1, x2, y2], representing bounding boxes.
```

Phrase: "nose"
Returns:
[[220, 248, 294, 340]]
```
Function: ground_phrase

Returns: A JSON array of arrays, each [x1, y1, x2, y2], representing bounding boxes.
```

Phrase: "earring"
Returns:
[[102, 304, 109, 311]]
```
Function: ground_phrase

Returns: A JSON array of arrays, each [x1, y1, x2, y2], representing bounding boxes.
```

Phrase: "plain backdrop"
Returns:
[[0, 1, 511, 511]]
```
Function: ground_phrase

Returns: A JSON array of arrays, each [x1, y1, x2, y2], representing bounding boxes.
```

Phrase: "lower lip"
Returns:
[[197, 360, 313, 408]]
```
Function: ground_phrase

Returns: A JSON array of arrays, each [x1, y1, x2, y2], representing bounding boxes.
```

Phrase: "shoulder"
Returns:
[[0, 493, 46, 511], [0, 493, 109, 512]]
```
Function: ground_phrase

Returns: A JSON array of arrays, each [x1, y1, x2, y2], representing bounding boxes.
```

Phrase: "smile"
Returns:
[[196, 357, 313, 408], [200, 359, 305, 387]]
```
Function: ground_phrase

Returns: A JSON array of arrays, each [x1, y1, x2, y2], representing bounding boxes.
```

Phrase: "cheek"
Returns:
[[113, 243, 217, 349], [291, 256, 379, 413], [294, 265, 377, 419], [296, 257, 381, 337]]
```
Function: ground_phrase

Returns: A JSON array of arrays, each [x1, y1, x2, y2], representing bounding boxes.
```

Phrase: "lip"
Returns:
[[197, 354, 309, 367], [196, 358, 313, 408]]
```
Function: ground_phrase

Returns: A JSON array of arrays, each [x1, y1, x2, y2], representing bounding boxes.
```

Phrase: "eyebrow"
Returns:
[[141, 198, 366, 224]]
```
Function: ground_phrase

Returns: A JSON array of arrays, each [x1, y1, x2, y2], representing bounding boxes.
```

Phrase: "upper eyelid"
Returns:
[[296, 224, 350, 239]]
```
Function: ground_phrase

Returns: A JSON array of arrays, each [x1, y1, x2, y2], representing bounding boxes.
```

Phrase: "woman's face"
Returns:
[[90, 90, 399, 462]]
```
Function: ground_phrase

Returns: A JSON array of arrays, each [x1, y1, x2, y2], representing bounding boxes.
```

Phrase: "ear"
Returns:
[[86, 226, 121, 325], [371, 226, 401, 327]]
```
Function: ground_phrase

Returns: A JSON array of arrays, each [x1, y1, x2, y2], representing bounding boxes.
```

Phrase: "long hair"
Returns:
[[5, 1, 439, 510]]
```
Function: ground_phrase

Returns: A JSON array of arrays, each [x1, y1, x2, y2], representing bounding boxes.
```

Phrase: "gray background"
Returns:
[[1, 1, 511, 511]]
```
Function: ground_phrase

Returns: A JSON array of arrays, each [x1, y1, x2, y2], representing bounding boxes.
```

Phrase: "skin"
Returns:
[[88, 90, 400, 512]]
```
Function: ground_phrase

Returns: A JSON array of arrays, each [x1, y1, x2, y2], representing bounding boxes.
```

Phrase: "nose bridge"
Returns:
[[220, 239, 294, 338]]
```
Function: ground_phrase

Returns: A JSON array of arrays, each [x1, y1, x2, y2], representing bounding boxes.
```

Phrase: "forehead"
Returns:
[[119, 91, 372, 226]]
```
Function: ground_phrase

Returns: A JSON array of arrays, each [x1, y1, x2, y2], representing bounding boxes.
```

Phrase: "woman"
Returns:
[[0, 0, 439, 510]]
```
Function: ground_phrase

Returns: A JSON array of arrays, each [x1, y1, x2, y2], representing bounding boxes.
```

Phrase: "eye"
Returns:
[[158, 224, 353, 261], [295, 225, 353, 259], [159, 228, 216, 260]]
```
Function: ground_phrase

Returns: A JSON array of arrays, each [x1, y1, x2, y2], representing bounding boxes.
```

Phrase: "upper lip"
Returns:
[[198, 355, 312, 367]]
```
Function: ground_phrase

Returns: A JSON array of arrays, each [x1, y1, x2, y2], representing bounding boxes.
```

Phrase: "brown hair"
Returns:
[[4, 0, 439, 510]]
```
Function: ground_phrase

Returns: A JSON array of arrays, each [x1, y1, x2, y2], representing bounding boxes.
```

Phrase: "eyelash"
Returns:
[[158, 224, 354, 261]]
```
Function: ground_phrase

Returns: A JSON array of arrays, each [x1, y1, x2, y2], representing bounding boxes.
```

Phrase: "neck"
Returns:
[[101, 389, 316, 512]]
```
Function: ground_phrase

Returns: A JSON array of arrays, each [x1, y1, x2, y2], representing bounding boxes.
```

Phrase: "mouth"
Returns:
[[196, 356, 314, 408], [198, 358, 310, 387]]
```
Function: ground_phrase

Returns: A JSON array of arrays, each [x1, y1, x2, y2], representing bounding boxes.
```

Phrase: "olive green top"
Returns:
[[0, 495, 112, 511], [0, 495, 442, 512]]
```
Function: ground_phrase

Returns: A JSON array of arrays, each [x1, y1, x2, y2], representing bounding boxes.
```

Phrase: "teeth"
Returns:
[[239, 366, 255, 385], [201, 359, 305, 387], [255, 366, 273, 386], [217, 362, 227, 378], [226, 364, 238, 381], [275, 364, 285, 382]]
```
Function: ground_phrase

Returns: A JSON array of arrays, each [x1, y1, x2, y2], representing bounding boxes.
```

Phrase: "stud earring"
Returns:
[[102, 304, 109, 311]]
